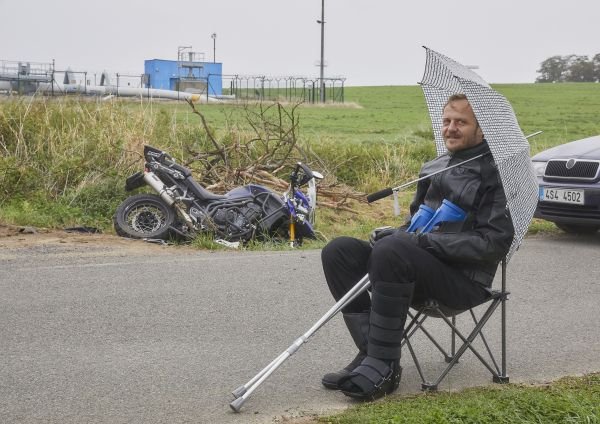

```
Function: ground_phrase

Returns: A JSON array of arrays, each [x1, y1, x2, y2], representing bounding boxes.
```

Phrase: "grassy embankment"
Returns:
[[317, 374, 599, 424], [1, 83, 599, 242]]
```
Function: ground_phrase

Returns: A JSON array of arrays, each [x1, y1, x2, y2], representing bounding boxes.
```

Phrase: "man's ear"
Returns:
[[476, 125, 484, 142]]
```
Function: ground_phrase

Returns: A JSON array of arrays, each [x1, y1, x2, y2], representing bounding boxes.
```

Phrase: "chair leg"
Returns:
[[446, 315, 457, 363], [403, 309, 441, 390], [403, 306, 458, 390], [421, 382, 438, 391], [494, 259, 509, 384], [428, 299, 504, 388], [405, 309, 453, 361]]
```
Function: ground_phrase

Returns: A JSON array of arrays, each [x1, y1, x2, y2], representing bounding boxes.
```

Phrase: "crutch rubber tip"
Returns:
[[229, 397, 245, 413], [231, 386, 246, 399]]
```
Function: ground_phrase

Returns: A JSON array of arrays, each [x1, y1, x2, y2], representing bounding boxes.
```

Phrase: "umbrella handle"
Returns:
[[367, 187, 393, 203]]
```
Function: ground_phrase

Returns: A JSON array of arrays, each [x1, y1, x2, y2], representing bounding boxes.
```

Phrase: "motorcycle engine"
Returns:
[[189, 207, 209, 230], [212, 203, 262, 241]]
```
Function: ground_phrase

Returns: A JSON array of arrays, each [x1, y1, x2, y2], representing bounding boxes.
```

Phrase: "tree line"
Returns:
[[536, 54, 600, 83]]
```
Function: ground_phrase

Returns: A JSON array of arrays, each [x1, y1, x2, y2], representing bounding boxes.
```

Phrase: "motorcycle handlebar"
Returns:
[[291, 162, 316, 187]]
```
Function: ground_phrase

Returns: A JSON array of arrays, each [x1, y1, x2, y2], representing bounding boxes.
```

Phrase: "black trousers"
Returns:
[[321, 235, 490, 314]]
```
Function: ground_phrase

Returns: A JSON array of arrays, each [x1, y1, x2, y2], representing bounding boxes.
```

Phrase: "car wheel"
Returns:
[[555, 223, 600, 234]]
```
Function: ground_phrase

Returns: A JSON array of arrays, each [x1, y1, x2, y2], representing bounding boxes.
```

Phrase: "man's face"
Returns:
[[441, 99, 484, 153]]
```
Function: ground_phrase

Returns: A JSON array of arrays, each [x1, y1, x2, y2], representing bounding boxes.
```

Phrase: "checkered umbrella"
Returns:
[[420, 47, 538, 261]]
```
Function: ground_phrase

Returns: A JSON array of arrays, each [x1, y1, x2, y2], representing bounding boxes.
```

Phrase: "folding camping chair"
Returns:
[[401, 258, 509, 391]]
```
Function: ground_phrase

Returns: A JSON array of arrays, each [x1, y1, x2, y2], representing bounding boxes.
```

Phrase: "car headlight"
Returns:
[[532, 161, 547, 177]]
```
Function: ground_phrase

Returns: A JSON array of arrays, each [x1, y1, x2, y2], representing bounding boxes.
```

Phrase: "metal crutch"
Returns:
[[229, 274, 372, 412]]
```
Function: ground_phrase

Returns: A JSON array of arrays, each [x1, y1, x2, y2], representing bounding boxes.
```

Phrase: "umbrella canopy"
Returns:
[[420, 47, 538, 261]]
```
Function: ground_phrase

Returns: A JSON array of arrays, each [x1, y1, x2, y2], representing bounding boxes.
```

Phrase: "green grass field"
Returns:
[[173, 83, 600, 150], [1, 83, 599, 237]]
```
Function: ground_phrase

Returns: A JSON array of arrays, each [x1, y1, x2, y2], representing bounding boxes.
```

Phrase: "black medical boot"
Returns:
[[340, 281, 414, 400], [321, 312, 369, 390]]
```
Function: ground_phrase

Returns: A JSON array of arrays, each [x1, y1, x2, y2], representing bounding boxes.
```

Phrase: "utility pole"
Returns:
[[51, 58, 55, 97], [317, 0, 325, 103], [211, 33, 217, 63]]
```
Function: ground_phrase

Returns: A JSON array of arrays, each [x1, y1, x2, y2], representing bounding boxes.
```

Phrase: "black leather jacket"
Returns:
[[409, 141, 515, 287]]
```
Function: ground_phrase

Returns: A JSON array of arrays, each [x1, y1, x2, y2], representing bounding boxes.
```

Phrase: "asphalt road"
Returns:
[[1, 233, 599, 423]]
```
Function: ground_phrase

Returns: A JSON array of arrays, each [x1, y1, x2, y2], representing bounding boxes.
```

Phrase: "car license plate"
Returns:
[[539, 187, 584, 205]]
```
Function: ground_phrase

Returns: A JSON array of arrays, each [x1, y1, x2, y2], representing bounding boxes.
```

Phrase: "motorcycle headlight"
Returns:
[[532, 161, 547, 177]]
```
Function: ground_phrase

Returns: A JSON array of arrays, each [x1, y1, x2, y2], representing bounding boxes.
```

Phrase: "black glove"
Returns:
[[369, 226, 395, 247], [369, 226, 420, 247]]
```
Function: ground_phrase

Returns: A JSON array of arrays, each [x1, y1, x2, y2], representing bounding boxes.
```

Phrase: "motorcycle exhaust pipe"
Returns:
[[143, 171, 176, 206], [143, 171, 196, 230]]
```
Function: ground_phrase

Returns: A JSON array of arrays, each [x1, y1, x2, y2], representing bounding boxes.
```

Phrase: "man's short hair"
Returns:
[[444, 93, 468, 108]]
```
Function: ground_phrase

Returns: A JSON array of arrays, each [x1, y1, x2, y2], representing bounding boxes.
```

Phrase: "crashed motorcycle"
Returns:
[[114, 145, 323, 246]]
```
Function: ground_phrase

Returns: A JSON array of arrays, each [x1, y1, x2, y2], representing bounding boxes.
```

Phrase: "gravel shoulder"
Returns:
[[0, 223, 197, 259]]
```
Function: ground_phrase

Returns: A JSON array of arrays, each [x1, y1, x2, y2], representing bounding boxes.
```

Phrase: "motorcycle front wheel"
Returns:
[[114, 193, 176, 240]]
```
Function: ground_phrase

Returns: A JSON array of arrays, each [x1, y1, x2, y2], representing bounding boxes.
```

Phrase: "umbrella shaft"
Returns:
[[392, 130, 540, 194], [393, 153, 486, 192]]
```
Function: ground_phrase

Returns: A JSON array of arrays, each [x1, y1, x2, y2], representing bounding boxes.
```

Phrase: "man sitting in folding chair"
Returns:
[[320, 94, 515, 401]]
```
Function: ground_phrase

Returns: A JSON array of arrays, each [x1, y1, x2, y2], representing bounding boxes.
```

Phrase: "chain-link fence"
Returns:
[[219, 74, 345, 103]]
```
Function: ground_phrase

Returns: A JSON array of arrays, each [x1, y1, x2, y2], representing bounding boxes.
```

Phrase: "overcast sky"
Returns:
[[1, 0, 598, 86]]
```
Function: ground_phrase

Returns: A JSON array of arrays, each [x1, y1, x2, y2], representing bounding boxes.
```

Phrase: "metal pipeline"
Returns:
[[33, 82, 216, 103]]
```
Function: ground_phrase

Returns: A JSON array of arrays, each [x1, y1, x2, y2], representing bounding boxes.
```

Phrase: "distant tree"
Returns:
[[536, 54, 599, 82], [593, 54, 600, 82], [564, 55, 595, 82], [536, 56, 568, 82]]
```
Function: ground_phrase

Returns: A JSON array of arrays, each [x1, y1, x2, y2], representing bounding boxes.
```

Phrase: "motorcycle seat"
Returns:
[[186, 176, 227, 200]]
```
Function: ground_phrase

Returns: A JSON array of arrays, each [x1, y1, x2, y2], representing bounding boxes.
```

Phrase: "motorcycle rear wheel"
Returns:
[[114, 193, 176, 240]]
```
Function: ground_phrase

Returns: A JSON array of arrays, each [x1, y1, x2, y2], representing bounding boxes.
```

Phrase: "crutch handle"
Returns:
[[367, 187, 393, 203]]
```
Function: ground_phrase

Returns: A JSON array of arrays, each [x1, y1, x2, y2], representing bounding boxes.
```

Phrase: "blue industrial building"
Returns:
[[144, 55, 222, 96]]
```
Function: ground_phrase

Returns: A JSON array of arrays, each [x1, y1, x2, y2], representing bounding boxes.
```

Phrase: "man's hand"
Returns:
[[369, 226, 395, 247], [369, 226, 421, 247]]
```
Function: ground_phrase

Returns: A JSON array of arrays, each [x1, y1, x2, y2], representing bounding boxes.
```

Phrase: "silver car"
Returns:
[[532, 135, 600, 234]]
